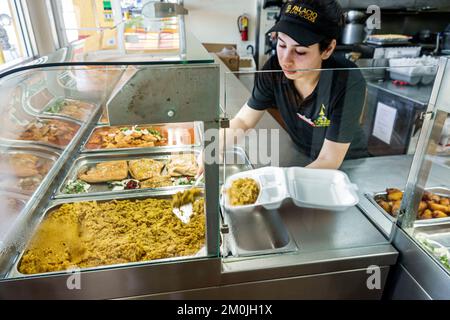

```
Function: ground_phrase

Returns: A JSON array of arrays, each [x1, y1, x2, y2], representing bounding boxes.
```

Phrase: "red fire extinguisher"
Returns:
[[238, 14, 249, 41]]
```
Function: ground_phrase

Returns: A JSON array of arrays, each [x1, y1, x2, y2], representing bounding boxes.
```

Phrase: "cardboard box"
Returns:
[[202, 43, 236, 53], [202, 43, 240, 72]]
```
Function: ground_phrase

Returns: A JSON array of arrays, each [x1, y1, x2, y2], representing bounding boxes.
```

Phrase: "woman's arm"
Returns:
[[222, 103, 266, 148], [306, 139, 350, 170], [197, 104, 265, 176]]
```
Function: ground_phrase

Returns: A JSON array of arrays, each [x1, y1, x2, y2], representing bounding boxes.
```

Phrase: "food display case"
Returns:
[[0, 7, 227, 298], [0, 7, 418, 298], [385, 57, 450, 299]]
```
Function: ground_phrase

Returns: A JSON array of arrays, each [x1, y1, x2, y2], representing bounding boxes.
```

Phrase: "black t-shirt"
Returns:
[[247, 54, 368, 161]]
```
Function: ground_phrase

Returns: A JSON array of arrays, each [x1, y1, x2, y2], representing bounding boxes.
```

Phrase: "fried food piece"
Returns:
[[387, 188, 403, 201], [392, 200, 402, 217], [128, 159, 165, 181], [0, 154, 50, 177], [418, 201, 428, 212], [167, 154, 198, 177], [422, 191, 433, 201], [228, 178, 260, 206], [431, 194, 441, 203], [420, 209, 433, 220], [140, 175, 173, 188], [428, 202, 449, 213], [433, 210, 448, 218], [78, 161, 128, 183], [17, 120, 79, 147], [376, 199, 392, 214], [440, 198, 450, 206]]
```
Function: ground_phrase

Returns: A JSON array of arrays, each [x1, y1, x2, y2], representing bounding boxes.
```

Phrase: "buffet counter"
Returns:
[[0, 55, 400, 300], [134, 56, 400, 300]]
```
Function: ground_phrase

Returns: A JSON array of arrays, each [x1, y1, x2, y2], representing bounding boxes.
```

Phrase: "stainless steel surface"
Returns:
[[55, 149, 200, 199], [413, 222, 450, 248], [341, 155, 413, 236], [9, 191, 208, 279], [107, 64, 220, 125], [391, 225, 450, 299], [367, 81, 433, 107], [342, 23, 366, 45], [81, 122, 202, 153], [385, 264, 432, 300], [222, 206, 297, 257], [128, 267, 390, 300], [1, 258, 222, 299]]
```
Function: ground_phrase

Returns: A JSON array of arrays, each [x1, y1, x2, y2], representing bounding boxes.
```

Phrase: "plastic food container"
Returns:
[[223, 166, 359, 212]]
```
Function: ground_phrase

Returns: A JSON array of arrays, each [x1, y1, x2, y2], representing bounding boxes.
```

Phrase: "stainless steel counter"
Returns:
[[367, 81, 433, 106]]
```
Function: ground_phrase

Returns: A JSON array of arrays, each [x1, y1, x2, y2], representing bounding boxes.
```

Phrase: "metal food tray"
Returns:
[[0, 116, 84, 151], [8, 190, 206, 279], [55, 149, 201, 199], [81, 122, 203, 154], [0, 191, 30, 212], [0, 145, 60, 195], [221, 205, 298, 257], [40, 98, 99, 123], [365, 187, 450, 226]]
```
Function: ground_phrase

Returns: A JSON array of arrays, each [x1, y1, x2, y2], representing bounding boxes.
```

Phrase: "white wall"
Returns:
[[184, 0, 257, 56]]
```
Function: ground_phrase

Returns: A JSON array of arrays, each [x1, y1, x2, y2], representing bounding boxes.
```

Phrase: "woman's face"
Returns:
[[276, 32, 333, 80]]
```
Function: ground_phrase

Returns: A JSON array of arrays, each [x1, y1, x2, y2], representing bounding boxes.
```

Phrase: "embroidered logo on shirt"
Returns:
[[297, 113, 316, 127], [297, 104, 331, 128], [313, 104, 331, 127]]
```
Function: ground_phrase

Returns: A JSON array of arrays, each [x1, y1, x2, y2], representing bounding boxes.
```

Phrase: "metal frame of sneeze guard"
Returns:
[[399, 56, 450, 230]]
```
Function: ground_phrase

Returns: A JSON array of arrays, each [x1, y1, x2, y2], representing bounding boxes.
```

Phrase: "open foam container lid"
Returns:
[[222, 166, 359, 212]]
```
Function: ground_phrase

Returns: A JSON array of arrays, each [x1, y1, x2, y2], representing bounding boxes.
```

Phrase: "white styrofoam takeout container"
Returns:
[[222, 166, 359, 212]]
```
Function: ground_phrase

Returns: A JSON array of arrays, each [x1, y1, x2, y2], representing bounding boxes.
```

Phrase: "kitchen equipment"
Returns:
[[366, 34, 412, 46], [436, 24, 450, 55], [389, 56, 439, 85], [341, 10, 367, 45], [172, 188, 203, 224]]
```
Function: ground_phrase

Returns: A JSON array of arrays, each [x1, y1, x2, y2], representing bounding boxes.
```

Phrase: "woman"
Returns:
[[222, 0, 368, 170]]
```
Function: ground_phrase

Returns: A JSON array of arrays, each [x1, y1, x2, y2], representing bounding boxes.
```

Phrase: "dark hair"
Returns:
[[299, 0, 345, 52]]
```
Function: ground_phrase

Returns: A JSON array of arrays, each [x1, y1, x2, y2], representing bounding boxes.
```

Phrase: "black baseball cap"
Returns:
[[268, 0, 341, 47]]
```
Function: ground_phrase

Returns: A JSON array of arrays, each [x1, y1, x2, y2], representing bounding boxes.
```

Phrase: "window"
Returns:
[[0, 0, 35, 68]]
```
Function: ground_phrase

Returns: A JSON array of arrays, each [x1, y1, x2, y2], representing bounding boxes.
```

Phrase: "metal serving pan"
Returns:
[[80, 121, 202, 153], [414, 223, 450, 248], [365, 187, 450, 226], [0, 191, 30, 216], [221, 205, 298, 257], [0, 146, 60, 195], [0, 116, 84, 151], [8, 190, 206, 279], [40, 98, 99, 123], [55, 149, 201, 199]]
